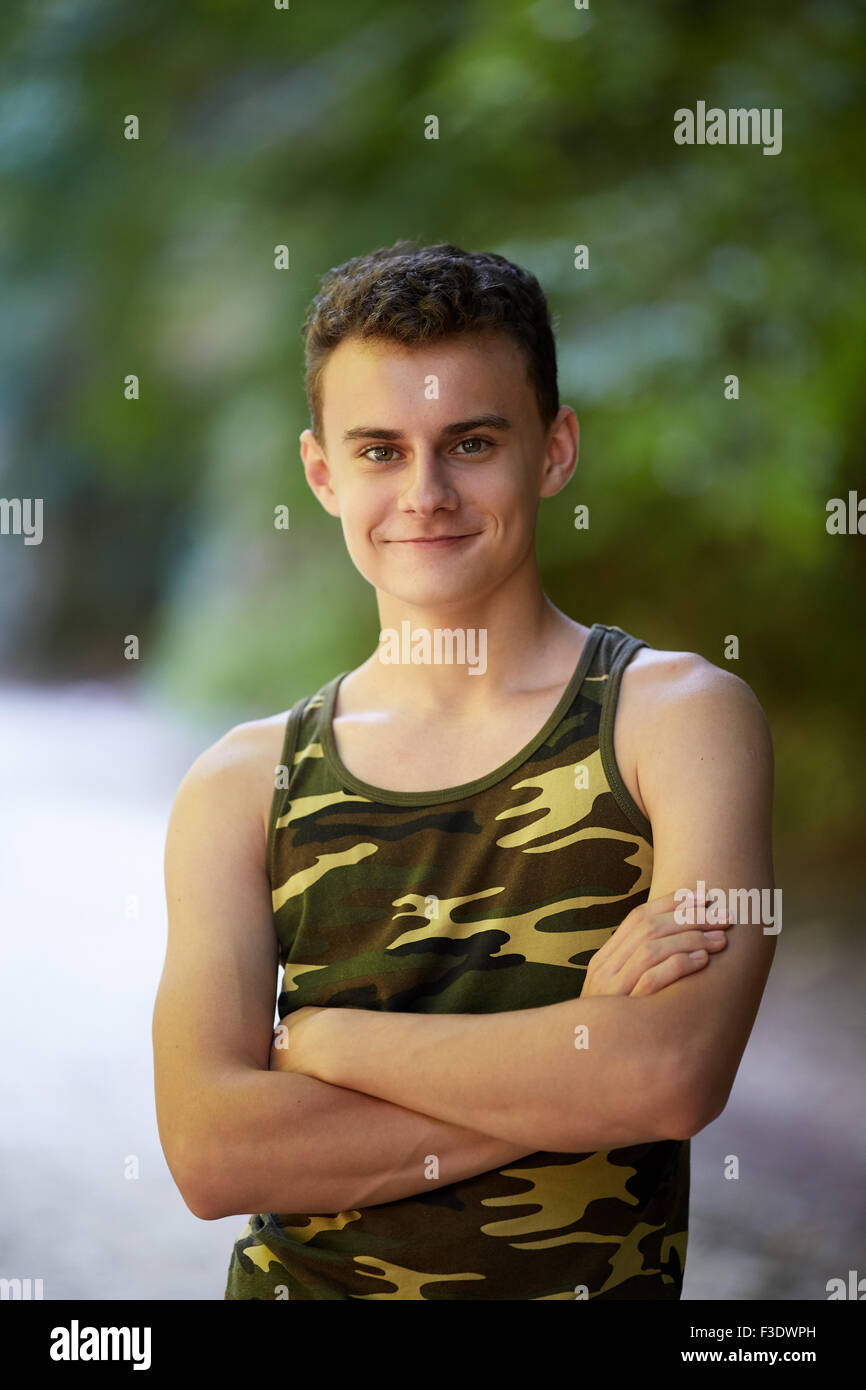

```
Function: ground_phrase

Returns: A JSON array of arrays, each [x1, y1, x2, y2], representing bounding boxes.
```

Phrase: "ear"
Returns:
[[300, 428, 341, 517], [539, 406, 578, 499]]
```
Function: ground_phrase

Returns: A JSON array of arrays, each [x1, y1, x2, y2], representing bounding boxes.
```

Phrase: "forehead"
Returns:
[[320, 330, 532, 424]]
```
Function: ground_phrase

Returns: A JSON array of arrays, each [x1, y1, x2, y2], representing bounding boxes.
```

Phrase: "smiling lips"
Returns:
[[390, 533, 477, 544]]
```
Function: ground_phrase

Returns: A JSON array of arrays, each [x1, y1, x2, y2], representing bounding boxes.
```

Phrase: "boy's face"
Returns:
[[300, 329, 577, 610]]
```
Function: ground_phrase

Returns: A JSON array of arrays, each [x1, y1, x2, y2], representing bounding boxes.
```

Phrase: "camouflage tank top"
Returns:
[[224, 622, 689, 1300]]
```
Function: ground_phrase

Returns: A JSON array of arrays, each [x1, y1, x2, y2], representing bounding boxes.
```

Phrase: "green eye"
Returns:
[[455, 437, 492, 454]]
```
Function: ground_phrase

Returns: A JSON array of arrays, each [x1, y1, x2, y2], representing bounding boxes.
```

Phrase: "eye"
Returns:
[[453, 437, 493, 455], [361, 445, 399, 463]]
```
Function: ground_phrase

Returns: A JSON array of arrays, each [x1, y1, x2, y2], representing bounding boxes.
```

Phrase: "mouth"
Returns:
[[388, 533, 479, 547]]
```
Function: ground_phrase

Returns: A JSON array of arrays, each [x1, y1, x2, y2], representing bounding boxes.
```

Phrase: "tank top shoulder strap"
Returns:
[[265, 693, 312, 890], [591, 624, 653, 843]]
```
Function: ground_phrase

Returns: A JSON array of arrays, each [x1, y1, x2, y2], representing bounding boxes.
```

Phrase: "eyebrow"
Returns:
[[342, 414, 513, 443]]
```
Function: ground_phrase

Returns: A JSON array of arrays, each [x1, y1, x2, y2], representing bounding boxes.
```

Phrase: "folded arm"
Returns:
[[279, 992, 693, 1151], [277, 657, 777, 1151]]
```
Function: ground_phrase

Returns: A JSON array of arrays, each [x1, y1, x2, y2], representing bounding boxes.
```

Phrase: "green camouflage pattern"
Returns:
[[224, 623, 689, 1299]]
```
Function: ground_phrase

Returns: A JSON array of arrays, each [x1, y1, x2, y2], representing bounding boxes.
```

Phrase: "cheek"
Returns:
[[336, 504, 385, 583], [488, 483, 536, 533], [341, 479, 383, 523]]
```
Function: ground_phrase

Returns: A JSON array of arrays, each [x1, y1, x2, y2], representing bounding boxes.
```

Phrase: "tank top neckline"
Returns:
[[319, 621, 607, 807]]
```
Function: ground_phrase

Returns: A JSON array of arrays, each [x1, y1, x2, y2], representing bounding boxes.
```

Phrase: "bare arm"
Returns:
[[272, 993, 685, 1152], [271, 661, 776, 1150], [152, 720, 531, 1223], [203, 1068, 532, 1218]]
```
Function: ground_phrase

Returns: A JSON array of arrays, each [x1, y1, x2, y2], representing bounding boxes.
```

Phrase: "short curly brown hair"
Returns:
[[301, 240, 560, 447]]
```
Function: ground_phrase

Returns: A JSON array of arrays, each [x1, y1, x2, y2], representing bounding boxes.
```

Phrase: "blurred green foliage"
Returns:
[[1, 0, 864, 862]]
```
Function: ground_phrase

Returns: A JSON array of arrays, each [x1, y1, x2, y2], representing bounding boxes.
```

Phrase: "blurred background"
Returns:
[[1, 0, 864, 1299]]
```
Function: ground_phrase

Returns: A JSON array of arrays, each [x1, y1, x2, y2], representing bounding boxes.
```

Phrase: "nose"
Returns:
[[398, 445, 459, 515]]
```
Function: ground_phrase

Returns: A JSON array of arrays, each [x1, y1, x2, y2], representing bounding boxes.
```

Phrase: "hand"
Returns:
[[581, 889, 733, 999], [269, 1005, 327, 1075]]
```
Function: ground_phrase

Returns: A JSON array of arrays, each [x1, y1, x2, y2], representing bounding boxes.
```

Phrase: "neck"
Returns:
[[366, 555, 586, 715]]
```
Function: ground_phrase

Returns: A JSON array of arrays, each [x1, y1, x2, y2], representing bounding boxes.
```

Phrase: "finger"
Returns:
[[647, 927, 730, 954], [629, 949, 711, 997], [635, 886, 736, 924], [599, 906, 721, 977], [593, 893, 732, 978], [607, 890, 722, 948], [613, 929, 729, 993], [638, 905, 734, 935], [641, 888, 714, 919]]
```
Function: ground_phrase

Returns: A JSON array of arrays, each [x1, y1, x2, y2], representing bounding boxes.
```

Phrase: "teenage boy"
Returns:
[[153, 241, 775, 1300]]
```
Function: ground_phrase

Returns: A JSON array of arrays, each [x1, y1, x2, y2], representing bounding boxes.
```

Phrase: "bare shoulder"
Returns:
[[177, 710, 293, 845], [616, 646, 772, 819], [624, 645, 769, 722]]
